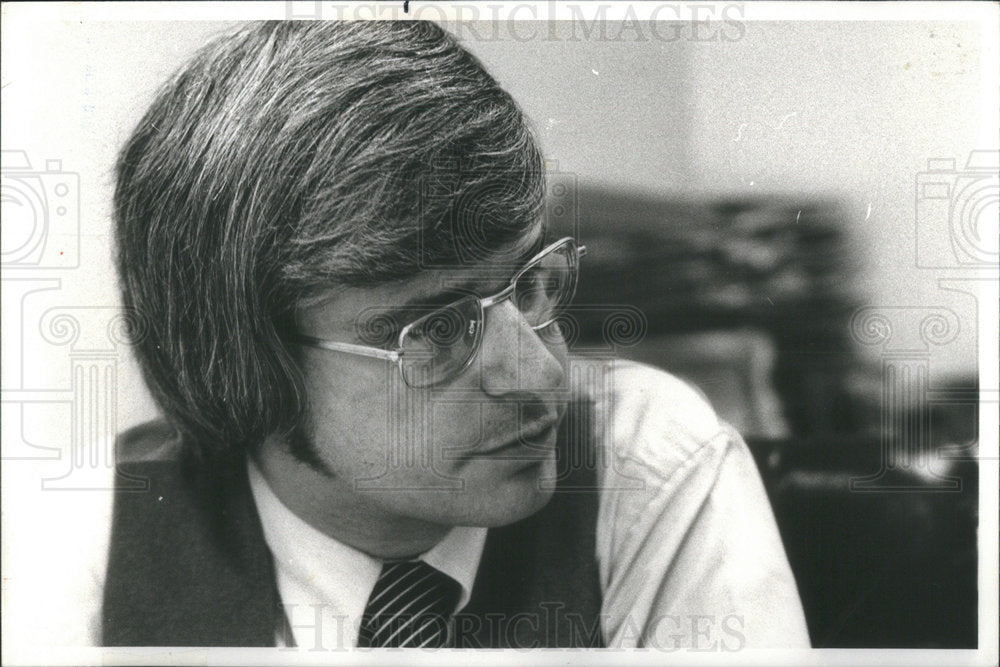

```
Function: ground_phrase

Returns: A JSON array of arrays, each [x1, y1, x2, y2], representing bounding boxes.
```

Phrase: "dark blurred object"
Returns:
[[747, 431, 978, 648], [560, 186, 871, 437], [563, 185, 979, 648]]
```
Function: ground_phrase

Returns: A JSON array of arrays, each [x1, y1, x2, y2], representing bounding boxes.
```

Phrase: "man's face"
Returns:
[[293, 226, 570, 529]]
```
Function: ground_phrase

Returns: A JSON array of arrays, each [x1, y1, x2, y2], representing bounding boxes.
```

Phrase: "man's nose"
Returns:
[[477, 300, 566, 397]]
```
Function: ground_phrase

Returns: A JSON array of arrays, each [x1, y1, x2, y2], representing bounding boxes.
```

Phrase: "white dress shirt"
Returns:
[[246, 459, 487, 649], [7, 359, 810, 650], [591, 360, 809, 648]]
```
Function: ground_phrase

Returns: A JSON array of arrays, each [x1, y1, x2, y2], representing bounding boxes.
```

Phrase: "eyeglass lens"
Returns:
[[399, 241, 578, 388], [513, 242, 575, 328], [400, 295, 483, 387]]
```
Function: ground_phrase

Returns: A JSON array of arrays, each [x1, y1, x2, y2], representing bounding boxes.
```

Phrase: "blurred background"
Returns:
[[2, 12, 995, 649]]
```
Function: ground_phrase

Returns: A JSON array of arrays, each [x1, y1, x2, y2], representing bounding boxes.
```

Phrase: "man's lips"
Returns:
[[477, 418, 561, 456]]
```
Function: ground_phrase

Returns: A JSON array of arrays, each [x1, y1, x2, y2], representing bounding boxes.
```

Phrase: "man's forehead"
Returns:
[[298, 226, 544, 335], [382, 226, 544, 298], [445, 225, 544, 277]]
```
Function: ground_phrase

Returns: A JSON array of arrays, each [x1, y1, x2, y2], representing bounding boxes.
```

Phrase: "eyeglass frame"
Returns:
[[294, 236, 587, 388]]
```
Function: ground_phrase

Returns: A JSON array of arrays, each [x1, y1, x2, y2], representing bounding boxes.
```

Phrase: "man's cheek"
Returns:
[[430, 403, 486, 461]]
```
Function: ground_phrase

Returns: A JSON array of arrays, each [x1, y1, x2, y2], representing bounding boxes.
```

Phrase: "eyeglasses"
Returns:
[[295, 237, 586, 388]]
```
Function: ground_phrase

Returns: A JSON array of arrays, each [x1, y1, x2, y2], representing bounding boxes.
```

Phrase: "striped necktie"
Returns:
[[357, 560, 461, 648]]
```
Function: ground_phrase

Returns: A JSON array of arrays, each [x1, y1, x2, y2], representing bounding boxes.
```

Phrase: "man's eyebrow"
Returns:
[[373, 235, 547, 326]]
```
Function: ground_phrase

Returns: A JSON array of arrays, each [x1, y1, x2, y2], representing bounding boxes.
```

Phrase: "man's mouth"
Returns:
[[477, 418, 561, 457]]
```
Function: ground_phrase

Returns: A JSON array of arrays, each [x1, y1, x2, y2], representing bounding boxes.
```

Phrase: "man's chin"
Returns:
[[404, 455, 558, 529], [480, 482, 556, 527], [469, 453, 559, 527]]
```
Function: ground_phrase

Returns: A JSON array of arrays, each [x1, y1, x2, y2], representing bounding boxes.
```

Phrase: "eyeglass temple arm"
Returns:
[[296, 335, 402, 362]]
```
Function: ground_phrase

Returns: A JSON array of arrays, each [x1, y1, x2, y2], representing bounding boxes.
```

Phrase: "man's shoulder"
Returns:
[[115, 419, 184, 466], [577, 358, 730, 479], [579, 357, 724, 438]]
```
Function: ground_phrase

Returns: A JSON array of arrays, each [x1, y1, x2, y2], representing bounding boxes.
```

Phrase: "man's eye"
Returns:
[[355, 312, 401, 347], [515, 266, 553, 308], [409, 307, 467, 347]]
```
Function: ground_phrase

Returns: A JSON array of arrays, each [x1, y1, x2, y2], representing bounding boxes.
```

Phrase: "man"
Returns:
[[103, 21, 809, 649]]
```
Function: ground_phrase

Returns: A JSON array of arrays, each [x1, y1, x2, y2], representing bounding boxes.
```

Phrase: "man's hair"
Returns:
[[114, 21, 545, 465]]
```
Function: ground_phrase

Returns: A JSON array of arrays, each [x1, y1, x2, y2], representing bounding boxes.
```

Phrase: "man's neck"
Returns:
[[251, 444, 451, 560]]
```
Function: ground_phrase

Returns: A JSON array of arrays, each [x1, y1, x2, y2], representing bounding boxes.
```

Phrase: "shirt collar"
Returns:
[[246, 457, 487, 620]]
